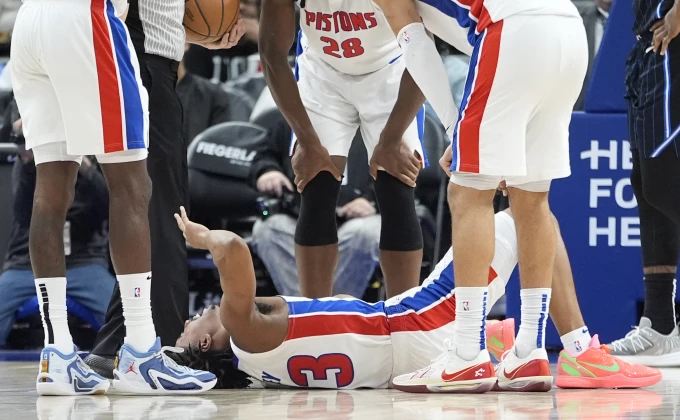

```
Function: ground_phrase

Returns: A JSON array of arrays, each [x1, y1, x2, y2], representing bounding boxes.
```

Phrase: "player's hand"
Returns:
[[370, 140, 421, 187], [199, 18, 246, 50], [439, 144, 453, 177], [651, 5, 680, 55], [256, 171, 293, 197], [291, 143, 342, 192], [337, 198, 376, 219], [174, 206, 210, 249]]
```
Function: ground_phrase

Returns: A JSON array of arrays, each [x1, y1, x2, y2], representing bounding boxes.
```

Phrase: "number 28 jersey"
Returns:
[[295, 0, 403, 76]]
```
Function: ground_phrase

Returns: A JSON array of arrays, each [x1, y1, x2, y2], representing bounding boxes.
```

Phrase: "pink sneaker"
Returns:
[[486, 318, 515, 362]]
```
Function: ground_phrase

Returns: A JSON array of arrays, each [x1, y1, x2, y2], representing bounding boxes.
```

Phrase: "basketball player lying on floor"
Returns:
[[171, 207, 661, 391]]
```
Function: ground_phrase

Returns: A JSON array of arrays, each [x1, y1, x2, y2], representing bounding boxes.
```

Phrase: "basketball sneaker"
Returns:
[[607, 317, 680, 367], [556, 335, 662, 389], [391, 342, 496, 393], [36, 346, 110, 396], [494, 347, 552, 392], [112, 337, 217, 394], [486, 318, 515, 362]]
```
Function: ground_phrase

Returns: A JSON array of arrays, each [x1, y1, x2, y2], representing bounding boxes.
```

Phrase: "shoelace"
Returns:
[[609, 326, 652, 352], [157, 346, 192, 373]]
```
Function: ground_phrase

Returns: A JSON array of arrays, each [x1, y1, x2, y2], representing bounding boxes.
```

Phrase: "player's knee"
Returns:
[[642, 183, 679, 220], [374, 171, 423, 252], [104, 162, 152, 207], [295, 172, 342, 246]]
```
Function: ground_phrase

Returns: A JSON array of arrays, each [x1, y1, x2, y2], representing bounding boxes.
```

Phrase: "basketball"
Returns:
[[184, 0, 241, 44]]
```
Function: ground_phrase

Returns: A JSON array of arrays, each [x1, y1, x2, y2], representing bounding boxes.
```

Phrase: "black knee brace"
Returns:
[[295, 171, 342, 246], [374, 171, 423, 252]]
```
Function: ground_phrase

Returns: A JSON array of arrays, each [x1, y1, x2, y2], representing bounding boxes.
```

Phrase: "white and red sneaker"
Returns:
[[494, 347, 553, 392], [392, 345, 496, 394]]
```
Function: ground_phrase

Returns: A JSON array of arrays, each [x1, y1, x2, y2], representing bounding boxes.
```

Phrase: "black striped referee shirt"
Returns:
[[126, 0, 186, 62]]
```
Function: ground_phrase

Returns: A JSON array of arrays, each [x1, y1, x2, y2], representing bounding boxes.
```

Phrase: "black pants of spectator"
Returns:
[[91, 54, 189, 356]]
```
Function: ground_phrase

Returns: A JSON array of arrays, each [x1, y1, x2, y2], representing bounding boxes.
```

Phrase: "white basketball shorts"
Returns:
[[451, 13, 588, 183], [292, 40, 426, 166], [11, 0, 149, 163]]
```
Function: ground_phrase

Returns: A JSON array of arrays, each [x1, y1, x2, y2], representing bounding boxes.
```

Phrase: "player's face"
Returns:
[[175, 305, 231, 351]]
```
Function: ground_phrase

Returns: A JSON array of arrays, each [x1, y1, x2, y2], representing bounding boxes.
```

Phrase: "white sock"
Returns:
[[453, 287, 489, 361], [34, 277, 74, 353], [119, 272, 156, 352], [561, 326, 592, 356], [515, 288, 552, 359]]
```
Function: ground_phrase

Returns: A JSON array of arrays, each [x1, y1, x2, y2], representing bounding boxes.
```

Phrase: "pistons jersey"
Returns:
[[295, 0, 403, 76], [231, 296, 394, 389]]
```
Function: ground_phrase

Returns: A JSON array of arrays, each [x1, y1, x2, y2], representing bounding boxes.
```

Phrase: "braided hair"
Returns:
[[171, 345, 252, 389]]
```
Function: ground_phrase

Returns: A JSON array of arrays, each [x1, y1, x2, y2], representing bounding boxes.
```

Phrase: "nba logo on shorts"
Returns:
[[574, 341, 582, 352], [134, 287, 141, 298], [402, 32, 410, 43], [463, 301, 469, 311]]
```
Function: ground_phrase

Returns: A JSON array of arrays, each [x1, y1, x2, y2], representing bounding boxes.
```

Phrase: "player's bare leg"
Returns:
[[99, 162, 152, 276], [381, 250, 422, 297], [296, 156, 346, 298], [30, 162, 80, 279]]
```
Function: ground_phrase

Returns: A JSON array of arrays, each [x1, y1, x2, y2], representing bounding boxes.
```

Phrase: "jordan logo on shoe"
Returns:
[[126, 362, 138, 375]]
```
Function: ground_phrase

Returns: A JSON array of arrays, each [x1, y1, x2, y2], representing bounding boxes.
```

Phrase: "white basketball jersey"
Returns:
[[232, 297, 394, 389], [295, 0, 402, 76]]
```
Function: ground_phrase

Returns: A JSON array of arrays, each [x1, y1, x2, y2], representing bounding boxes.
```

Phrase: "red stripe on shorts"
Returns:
[[458, 21, 503, 173], [390, 266, 499, 333], [91, 0, 124, 153]]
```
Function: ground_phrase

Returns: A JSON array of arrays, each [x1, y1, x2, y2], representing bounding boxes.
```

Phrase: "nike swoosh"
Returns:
[[503, 363, 526, 380], [580, 360, 620, 373], [441, 364, 484, 382]]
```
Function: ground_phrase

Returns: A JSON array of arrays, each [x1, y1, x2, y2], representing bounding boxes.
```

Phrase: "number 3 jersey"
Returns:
[[231, 212, 519, 389], [295, 0, 402, 76]]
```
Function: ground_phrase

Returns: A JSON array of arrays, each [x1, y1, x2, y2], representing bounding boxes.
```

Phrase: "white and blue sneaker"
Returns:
[[36, 346, 110, 396], [112, 337, 217, 394]]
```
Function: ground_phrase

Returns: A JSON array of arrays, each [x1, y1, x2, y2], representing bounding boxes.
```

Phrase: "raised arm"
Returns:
[[375, 0, 458, 135], [174, 207, 288, 352]]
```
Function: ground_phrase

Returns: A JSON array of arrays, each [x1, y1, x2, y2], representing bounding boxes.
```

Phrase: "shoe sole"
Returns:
[[36, 379, 110, 396], [392, 377, 497, 394], [494, 375, 553, 392], [112, 369, 217, 395], [555, 372, 662, 389], [612, 352, 680, 367]]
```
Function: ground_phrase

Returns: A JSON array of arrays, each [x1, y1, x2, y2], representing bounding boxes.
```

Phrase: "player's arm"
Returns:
[[375, 0, 458, 135], [174, 207, 287, 352], [259, 0, 319, 147]]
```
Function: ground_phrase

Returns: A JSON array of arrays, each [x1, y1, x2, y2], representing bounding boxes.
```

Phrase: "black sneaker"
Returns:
[[83, 354, 116, 379]]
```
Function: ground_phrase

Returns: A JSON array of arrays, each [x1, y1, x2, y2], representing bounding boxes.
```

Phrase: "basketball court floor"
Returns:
[[2, 362, 680, 419]]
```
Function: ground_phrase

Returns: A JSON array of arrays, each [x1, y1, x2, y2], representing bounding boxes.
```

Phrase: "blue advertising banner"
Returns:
[[506, 113, 642, 346]]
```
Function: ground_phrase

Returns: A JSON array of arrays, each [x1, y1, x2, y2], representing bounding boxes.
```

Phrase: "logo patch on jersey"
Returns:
[[463, 301, 469, 311], [134, 287, 141, 298]]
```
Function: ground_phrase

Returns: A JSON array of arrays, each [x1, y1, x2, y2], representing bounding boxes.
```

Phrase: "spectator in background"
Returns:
[[249, 110, 381, 298], [0, 0, 20, 56], [574, 0, 613, 110], [0, 115, 114, 348], [176, 45, 250, 143], [184, 0, 262, 80]]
